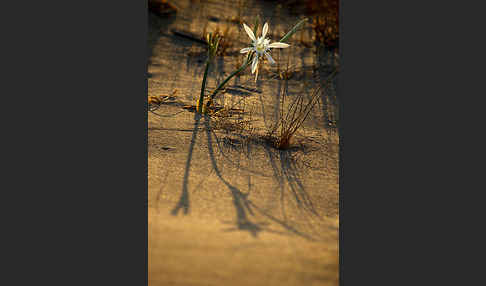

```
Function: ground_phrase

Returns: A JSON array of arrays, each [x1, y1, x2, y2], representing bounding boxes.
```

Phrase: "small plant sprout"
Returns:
[[196, 18, 308, 113], [196, 32, 220, 113], [240, 22, 290, 81]]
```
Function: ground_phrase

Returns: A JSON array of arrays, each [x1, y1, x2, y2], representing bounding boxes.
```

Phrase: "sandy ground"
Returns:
[[148, 1, 339, 285]]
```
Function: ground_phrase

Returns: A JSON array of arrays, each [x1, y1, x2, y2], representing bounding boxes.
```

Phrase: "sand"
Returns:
[[148, 1, 339, 285]]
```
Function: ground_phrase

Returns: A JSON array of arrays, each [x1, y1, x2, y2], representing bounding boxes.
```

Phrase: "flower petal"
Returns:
[[243, 23, 256, 42], [264, 52, 275, 64], [262, 22, 269, 39], [251, 55, 259, 74], [240, 47, 251, 54], [268, 42, 290, 49]]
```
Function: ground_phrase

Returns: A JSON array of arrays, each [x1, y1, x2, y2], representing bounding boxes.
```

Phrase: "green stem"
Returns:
[[279, 18, 307, 43], [197, 59, 210, 113], [205, 54, 252, 109]]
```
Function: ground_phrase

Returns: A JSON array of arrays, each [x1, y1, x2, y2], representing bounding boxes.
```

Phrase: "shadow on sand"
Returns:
[[170, 113, 202, 215], [169, 110, 327, 241]]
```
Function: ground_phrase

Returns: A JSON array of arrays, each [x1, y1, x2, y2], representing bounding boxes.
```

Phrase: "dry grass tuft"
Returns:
[[308, 0, 339, 48], [267, 66, 337, 150], [148, 89, 178, 111], [286, 0, 339, 48], [211, 116, 253, 134], [210, 105, 254, 133], [148, 0, 178, 16], [267, 84, 322, 149]]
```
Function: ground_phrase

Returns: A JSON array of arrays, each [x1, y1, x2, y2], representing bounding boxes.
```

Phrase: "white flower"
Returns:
[[240, 22, 290, 81]]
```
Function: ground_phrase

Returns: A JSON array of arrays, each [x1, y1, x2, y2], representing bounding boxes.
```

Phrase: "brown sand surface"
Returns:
[[148, 1, 339, 285]]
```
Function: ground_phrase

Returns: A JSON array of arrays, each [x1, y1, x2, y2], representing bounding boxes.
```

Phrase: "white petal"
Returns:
[[268, 42, 290, 49], [262, 22, 269, 39], [243, 23, 256, 42], [240, 47, 251, 54], [264, 52, 275, 64], [251, 56, 259, 74]]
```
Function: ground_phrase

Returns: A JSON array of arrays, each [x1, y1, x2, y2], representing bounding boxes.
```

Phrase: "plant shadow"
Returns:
[[170, 112, 202, 215], [199, 116, 321, 240], [203, 115, 265, 237]]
